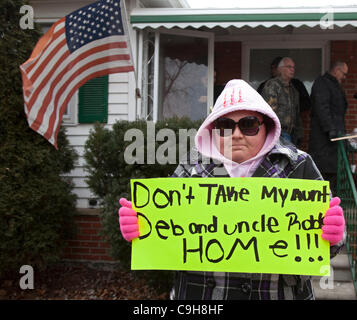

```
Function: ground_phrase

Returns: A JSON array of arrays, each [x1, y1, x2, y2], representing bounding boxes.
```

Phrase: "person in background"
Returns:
[[292, 76, 311, 114], [214, 70, 225, 102], [257, 56, 282, 95], [308, 61, 349, 195], [118, 79, 345, 300], [258, 57, 311, 114], [258, 57, 311, 148], [261, 57, 303, 145]]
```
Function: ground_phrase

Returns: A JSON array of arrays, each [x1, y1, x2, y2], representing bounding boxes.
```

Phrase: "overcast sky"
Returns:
[[186, 0, 357, 8]]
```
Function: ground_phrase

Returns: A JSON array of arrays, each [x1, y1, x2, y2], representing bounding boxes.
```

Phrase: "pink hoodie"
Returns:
[[195, 79, 281, 177]]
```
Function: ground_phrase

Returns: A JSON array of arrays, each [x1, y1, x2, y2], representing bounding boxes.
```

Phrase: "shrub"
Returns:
[[84, 117, 202, 290], [0, 0, 78, 276]]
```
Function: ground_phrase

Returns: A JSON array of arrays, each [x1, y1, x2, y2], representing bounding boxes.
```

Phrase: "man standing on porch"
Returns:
[[308, 61, 349, 195], [261, 57, 303, 145]]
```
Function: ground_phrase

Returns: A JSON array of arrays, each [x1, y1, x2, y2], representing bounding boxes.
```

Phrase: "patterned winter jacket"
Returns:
[[169, 140, 344, 300], [261, 77, 303, 142]]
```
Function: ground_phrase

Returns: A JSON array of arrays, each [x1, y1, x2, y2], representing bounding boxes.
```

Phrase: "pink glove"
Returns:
[[321, 197, 345, 246], [118, 198, 140, 242]]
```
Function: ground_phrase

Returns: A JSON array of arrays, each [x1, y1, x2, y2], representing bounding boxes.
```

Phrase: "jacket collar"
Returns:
[[324, 72, 339, 84], [199, 139, 301, 178], [266, 139, 299, 164], [252, 139, 303, 178], [276, 76, 292, 87]]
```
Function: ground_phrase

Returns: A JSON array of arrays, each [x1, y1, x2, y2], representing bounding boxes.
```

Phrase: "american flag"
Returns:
[[20, 0, 134, 148]]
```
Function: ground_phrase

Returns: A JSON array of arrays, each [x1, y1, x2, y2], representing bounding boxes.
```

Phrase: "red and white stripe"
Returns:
[[20, 17, 134, 148]]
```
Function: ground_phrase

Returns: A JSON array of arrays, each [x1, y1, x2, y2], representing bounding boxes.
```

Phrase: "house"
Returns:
[[29, 0, 357, 262]]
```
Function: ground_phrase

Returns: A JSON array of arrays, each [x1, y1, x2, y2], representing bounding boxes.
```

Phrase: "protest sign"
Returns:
[[131, 177, 330, 276]]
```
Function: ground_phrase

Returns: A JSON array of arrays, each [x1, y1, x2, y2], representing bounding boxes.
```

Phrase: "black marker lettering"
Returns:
[[315, 233, 319, 248], [261, 186, 277, 203], [286, 212, 301, 231], [137, 212, 152, 240], [169, 190, 181, 206], [269, 240, 288, 258], [296, 234, 301, 250], [215, 185, 227, 205], [301, 214, 324, 230], [183, 236, 203, 263], [189, 222, 207, 234], [267, 216, 280, 233], [278, 188, 289, 208], [239, 188, 250, 201], [171, 219, 184, 236], [199, 184, 218, 205], [155, 220, 170, 240], [185, 186, 195, 204], [226, 186, 238, 201], [208, 215, 218, 233], [205, 239, 225, 263], [152, 188, 171, 209], [290, 186, 329, 203], [133, 182, 150, 208], [226, 237, 260, 262], [223, 223, 237, 235]]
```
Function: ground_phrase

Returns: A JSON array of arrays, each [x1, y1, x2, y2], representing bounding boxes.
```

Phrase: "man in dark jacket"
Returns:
[[308, 61, 348, 194]]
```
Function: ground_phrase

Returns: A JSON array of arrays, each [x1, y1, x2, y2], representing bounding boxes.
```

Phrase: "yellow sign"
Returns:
[[131, 177, 330, 276]]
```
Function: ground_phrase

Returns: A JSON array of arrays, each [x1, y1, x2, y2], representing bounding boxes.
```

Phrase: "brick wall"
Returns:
[[214, 41, 242, 85], [62, 210, 114, 262]]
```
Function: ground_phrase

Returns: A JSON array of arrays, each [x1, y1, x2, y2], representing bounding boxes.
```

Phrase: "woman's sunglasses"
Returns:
[[214, 116, 264, 137]]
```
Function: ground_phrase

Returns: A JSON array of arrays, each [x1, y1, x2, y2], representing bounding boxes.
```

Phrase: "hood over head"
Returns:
[[194, 79, 281, 177]]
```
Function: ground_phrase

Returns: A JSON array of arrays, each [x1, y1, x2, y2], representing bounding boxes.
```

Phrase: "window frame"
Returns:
[[62, 92, 78, 125], [241, 40, 330, 84], [140, 28, 215, 122]]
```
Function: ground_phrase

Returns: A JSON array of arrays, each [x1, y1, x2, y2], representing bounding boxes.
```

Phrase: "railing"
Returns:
[[337, 140, 357, 294]]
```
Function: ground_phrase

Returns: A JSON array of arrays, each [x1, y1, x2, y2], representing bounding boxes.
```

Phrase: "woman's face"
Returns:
[[215, 110, 267, 163]]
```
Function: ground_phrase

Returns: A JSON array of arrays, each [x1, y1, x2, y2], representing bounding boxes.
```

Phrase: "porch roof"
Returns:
[[130, 7, 357, 29]]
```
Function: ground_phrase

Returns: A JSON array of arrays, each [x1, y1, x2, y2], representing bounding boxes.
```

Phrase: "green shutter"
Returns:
[[78, 75, 108, 123]]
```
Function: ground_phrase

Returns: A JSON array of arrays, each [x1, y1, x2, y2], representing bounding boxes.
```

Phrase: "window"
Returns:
[[62, 93, 77, 124], [249, 48, 322, 94], [158, 34, 209, 121], [142, 29, 214, 122], [242, 41, 329, 94], [78, 75, 109, 123]]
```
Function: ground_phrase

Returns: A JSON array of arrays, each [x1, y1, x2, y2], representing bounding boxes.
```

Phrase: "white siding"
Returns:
[[64, 71, 133, 208]]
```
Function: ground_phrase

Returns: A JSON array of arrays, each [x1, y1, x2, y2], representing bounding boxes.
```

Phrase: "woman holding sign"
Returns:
[[119, 79, 345, 300]]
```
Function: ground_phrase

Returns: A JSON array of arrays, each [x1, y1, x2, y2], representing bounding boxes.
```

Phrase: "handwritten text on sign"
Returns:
[[130, 178, 330, 276]]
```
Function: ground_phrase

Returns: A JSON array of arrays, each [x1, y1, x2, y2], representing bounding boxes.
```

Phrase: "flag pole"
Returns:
[[330, 134, 357, 142], [121, 0, 137, 87]]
